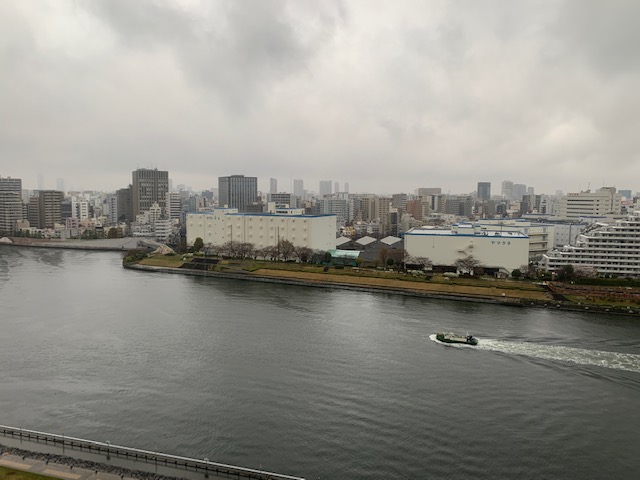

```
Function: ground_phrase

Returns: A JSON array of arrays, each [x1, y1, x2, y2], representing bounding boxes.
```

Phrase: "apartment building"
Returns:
[[541, 211, 640, 277]]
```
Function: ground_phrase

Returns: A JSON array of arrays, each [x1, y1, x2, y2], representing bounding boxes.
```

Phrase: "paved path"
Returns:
[[1, 453, 135, 480]]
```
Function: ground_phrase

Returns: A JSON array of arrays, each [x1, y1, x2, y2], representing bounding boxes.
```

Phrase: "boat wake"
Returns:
[[429, 335, 640, 373]]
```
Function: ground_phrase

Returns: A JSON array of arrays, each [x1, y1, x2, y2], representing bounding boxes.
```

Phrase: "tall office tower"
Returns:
[[37, 173, 45, 190], [344, 182, 349, 193], [334, 181, 340, 194], [512, 184, 527, 201], [501, 180, 514, 199], [56, 178, 65, 193], [37, 190, 64, 228], [477, 182, 491, 201], [527, 187, 535, 196], [0, 176, 24, 234], [116, 186, 133, 222], [392, 193, 408, 214], [218, 175, 257, 212], [270, 178, 278, 195], [319, 180, 332, 197], [132, 168, 169, 218], [293, 179, 304, 198]]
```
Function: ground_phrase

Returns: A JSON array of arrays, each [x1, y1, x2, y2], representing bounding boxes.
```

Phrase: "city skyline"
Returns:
[[1, 1, 639, 194]]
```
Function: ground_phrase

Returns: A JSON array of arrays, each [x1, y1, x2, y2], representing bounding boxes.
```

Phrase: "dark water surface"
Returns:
[[1, 246, 639, 479]]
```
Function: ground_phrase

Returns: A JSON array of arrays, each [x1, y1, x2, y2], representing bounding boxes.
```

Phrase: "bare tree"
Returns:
[[293, 246, 313, 263], [388, 249, 405, 270], [455, 255, 481, 275], [378, 247, 389, 267], [278, 239, 295, 261]]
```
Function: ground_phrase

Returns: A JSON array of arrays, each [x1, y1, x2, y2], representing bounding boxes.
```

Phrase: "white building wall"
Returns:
[[187, 210, 335, 251], [405, 226, 529, 272]]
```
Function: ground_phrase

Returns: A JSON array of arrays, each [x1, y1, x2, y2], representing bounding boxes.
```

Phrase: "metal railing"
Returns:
[[0, 425, 304, 480]]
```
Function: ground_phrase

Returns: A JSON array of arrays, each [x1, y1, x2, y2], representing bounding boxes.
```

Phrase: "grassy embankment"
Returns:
[[136, 254, 551, 302], [135, 254, 640, 309], [0, 467, 55, 480]]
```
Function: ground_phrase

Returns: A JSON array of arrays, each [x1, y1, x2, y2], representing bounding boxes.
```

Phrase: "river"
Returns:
[[0, 246, 638, 479]]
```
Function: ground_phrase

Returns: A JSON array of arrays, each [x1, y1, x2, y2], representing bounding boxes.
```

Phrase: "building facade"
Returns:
[[541, 211, 640, 277], [477, 182, 491, 201], [405, 223, 529, 272], [557, 187, 622, 219], [218, 175, 257, 213], [186, 209, 336, 252], [132, 168, 169, 218]]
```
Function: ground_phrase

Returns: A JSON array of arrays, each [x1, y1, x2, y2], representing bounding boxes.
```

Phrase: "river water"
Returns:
[[0, 246, 639, 479]]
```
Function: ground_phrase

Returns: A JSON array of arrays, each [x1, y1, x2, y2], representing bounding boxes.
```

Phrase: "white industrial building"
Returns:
[[404, 223, 529, 273], [186, 209, 336, 251], [474, 219, 555, 261], [541, 211, 640, 277]]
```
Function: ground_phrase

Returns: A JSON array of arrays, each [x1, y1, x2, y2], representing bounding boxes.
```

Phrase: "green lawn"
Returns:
[[0, 466, 57, 480]]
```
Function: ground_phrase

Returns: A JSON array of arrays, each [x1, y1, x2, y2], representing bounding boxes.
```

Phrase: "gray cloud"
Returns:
[[1, 0, 638, 195]]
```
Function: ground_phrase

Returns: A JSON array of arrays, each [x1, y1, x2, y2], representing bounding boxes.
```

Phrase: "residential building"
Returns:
[[186, 209, 336, 252], [132, 168, 169, 218], [0, 176, 23, 233], [166, 192, 182, 220], [218, 175, 257, 212], [541, 211, 640, 277], [405, 223, 529, 273], [37, 190, 64, 229]]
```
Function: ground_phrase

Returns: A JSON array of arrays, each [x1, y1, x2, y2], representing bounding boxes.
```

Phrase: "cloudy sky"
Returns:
[[1, 0, 638, 195]]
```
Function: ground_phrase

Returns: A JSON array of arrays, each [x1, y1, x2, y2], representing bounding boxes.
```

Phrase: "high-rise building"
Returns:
[[477, 182, 491, 201], [512, 184, 527, 201], [37, 174, 45, 190], [117, 186, 133, 222], [344, 182, 349, 193], [293, 179, 304, 198], [0, 177, 23, 233], [334, 181, 340, 194], [131, 168, 169, 218], [37, 190, 64, 228], [56, 178, 65, 193], [218, 175, 257, 213], [319, 180, 332, 197], [501, 180, 514, 200], [0, 177, 22, 193], [270, 178, 278, 195], [166, 192, 182, 220]]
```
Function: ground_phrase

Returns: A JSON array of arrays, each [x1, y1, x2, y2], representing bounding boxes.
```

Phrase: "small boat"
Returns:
[[436, 332, 478, 346]]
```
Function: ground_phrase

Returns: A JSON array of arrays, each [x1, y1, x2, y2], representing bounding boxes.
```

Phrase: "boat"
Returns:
[[435, 332, 478, 346]]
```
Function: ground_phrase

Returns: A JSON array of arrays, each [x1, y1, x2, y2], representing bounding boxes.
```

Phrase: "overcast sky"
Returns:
[[1, 0, 638, 195]]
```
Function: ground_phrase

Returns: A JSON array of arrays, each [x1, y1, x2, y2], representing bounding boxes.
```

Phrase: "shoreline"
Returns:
[[123, 263, 640, 317], [3, 240, 638, 317]]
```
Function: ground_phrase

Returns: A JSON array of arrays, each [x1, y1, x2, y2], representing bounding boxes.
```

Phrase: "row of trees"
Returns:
[[195, 238, 316, 263]]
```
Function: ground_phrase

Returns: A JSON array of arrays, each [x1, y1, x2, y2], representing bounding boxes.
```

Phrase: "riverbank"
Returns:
[[0, 237, 141, 251], [124, 261, 640, 316]]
